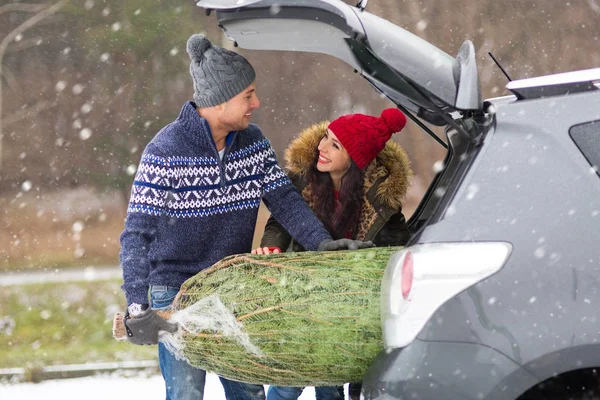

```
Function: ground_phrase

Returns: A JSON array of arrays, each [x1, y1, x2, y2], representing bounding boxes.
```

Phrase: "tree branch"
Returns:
[[0, 1, 68, 53], [0, 3, 49, 16], [3, 100, 58, 127], [0, 66, 19, 92], [0, 0, 70, 173], [5, 37, 42, 54]]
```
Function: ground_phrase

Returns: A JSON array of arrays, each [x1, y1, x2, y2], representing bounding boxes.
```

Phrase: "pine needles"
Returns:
[[169, 246, 401, 386]]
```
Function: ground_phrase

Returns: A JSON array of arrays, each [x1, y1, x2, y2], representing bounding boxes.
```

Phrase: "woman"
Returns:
[[253, 108, 413, 400]]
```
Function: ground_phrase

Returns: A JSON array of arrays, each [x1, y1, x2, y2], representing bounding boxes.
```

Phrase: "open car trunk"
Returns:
[[197, 0, 483, 124], [196, 0, 489, 237]]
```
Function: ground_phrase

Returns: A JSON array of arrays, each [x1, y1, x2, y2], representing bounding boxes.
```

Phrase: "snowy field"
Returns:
[[0, 372, 326, 399]]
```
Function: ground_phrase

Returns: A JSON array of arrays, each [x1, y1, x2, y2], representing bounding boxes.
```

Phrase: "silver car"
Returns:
[[198, 1, 600, 399]]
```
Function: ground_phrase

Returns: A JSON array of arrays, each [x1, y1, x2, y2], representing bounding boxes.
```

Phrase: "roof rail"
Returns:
[[506, 68, 600, 100]]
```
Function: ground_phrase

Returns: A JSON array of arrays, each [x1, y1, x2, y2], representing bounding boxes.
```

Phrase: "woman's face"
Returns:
[[316, 129, 351, 177]]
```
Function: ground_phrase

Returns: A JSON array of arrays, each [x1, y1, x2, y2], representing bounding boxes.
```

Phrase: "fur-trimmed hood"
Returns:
[[284, 121, 412, 210]]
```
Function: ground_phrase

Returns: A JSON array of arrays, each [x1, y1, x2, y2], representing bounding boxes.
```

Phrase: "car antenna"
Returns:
[[488, 52, 512, 82], [355, 0, 368, 11]]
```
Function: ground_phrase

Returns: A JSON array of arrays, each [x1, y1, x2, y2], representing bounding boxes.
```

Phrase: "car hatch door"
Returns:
[[196, 0, 483, 124]]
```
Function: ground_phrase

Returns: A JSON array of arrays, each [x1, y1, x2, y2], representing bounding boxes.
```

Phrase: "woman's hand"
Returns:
[[251, 247, 281, 255]]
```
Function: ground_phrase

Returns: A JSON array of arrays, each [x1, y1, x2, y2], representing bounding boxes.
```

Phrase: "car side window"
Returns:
[[570, 120, 600, 177]]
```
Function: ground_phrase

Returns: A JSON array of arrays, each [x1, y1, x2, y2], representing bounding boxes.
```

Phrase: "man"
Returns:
[[119, 33, 372, 400]]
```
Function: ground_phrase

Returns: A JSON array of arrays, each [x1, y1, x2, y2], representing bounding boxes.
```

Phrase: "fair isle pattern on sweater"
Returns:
[[120, 101, 332, 305], [129, 139, 290, 218]]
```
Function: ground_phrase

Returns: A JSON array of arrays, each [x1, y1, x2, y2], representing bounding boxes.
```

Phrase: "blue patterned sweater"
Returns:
[[120, 101, 331, 305]]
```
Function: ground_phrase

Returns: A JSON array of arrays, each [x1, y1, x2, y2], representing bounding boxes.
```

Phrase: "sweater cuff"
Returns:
[[125, 286, 150, 306], [304, 231, 332, 251]]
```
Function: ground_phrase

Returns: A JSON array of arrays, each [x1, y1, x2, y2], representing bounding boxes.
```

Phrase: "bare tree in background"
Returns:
[[0, 0, 68, 173], [1, 0, 599, 194]]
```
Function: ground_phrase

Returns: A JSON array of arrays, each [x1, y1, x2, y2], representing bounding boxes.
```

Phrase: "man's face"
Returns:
[[218, 82, 260, 131]]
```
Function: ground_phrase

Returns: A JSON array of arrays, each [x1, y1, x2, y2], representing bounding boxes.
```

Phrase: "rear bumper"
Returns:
[[361, 339, 538, 400]]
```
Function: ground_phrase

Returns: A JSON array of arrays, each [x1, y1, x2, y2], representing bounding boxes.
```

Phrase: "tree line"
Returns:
[[1, 0, 599, 202]]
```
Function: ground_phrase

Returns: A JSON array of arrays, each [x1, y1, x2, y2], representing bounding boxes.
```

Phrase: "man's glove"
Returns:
[[124, 309, 178, 345], [317, 238, 375, 252]]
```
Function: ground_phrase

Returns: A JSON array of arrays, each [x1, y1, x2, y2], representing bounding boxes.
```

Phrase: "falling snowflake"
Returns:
[[72, 84, 84, 95], [74, 247, 86, 259], [270, 4, 281, 15], [79, 128, 92, 140], [126, 164, 137, 176], [72, 221, 85, 233], [55, 81, 67, 92], [416, 20, 428, 31], [81, 103, 92, 114], [21, 180, 32, 192]]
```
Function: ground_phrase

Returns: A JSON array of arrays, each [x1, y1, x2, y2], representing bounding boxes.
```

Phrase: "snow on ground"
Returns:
[[0, 266, 121, 286], [0, 372, 326, 399]]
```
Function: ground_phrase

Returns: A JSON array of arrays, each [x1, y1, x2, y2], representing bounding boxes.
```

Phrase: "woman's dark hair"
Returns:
[[307, 147, 365, 239]]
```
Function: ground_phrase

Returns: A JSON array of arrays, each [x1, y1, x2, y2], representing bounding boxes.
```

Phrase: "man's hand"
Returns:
[[317, 238, 375, 252], [124, 309, 178, 345]]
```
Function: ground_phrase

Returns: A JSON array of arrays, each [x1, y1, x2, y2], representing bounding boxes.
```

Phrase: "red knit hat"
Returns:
[[328, 108, 407, 169]]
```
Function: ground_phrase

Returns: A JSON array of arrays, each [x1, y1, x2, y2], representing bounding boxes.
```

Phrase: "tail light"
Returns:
[[401, 251, 413, 299], [381, 242, 512, 349]]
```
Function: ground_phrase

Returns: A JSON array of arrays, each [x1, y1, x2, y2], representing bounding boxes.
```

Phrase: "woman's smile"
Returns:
[[318, 153, 331, 164]]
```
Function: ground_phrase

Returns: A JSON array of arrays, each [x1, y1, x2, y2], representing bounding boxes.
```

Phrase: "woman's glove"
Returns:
[[124, 309, 178, 345], [317, 238, 375, 251]]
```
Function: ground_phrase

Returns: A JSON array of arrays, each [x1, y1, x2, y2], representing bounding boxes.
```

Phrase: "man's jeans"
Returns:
[[151, 285, 266, 400], [266, 385, 344, 400]]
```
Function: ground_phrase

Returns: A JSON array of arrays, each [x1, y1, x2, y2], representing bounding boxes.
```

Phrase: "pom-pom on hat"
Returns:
[[328, 108, 407, 169], [186, 34, 256, 108]]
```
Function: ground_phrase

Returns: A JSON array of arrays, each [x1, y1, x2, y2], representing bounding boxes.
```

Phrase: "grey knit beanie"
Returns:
[[187, 34, 256, 108]]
